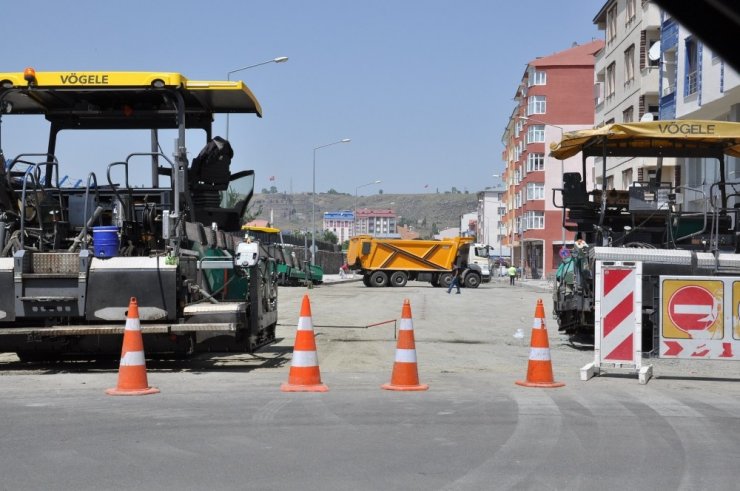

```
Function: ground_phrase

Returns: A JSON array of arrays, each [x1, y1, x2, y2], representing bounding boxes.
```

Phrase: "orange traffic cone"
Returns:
[[281, 295, 328, 392], [515, 298, 565, 388], [106, 297, 160, 396], [382, 299, 429, 391]]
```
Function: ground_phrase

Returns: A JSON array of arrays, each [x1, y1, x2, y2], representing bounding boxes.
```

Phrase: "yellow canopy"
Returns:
[[550, 120, 740, 160]]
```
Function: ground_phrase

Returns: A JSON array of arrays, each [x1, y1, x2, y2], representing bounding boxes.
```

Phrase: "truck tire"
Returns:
[[362, 274, 372, 287], [464, 272, 481, 289], [369, 271, 388, 287], [390, 271, 408, 287], [438, 272, 453, 288], [431, 276, 440, 287]]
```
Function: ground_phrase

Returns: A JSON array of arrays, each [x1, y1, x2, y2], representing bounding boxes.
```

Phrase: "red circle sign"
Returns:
[[667, 285, 719, 334]]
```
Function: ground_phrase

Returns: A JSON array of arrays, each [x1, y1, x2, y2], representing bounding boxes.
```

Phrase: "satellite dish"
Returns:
[[640, 112, 655, 122], [648, 41, 661, 61]]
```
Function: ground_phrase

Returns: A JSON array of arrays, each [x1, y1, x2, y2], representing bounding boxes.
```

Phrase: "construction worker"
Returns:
[[447, 266, 461, 294], [508, 265, 517, 286]]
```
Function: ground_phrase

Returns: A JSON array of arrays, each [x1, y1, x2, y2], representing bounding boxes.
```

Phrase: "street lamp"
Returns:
[[354, 180, 382, 236], [225, 56, 289, 140], [312, 138, 351, 264], [519, 116, 567, 277]]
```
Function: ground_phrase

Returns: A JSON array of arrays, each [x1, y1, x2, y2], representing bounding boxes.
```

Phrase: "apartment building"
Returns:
[[354, 208, 397, 237], [322, 210, 354, 243], [501, 40, 603, 278], [659, 12, 740, 211], [593, 0, 670, 190], [476, 188, 508, 255]]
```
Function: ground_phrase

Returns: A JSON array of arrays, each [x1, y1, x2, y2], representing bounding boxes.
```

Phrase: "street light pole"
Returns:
[[225, 56, 288, 140], [354, 180, 381, 236], [312, 139, 351, 264]]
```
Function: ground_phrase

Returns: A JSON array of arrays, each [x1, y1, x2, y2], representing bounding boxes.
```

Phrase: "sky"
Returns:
[[0, 0, 602, 195]]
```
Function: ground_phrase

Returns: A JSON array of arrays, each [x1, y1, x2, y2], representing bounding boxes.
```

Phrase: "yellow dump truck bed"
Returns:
[[347, 235, 472, 271]]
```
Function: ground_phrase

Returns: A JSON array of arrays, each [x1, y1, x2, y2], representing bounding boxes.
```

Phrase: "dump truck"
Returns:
[[549, 120, 740, 350], [0, 68, 278, 360], [346, 235, 482, 287]]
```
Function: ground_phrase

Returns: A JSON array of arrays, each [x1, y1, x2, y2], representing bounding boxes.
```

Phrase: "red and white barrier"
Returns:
[[582, 261, 652, 384]]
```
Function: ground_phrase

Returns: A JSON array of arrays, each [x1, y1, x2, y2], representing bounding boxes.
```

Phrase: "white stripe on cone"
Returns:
[[532, 317, 543, 329], [297, 316, 313, 331], [120, 350, 146, 366], [528, 347, 551, 361], [124, 318, 141, 331], [398, 318, 413, 331], [291, 350, 319, 367], [395, 348, 417, 363]]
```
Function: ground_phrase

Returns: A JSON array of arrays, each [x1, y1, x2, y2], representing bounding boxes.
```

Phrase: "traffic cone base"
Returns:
[[280, 382, 329, 393], [106, 386, 161, 396], [515, 380, 565, 388], [382, 299, 428, 391], [515, 299, 564, 389], [107, 297, 159, 396], [281, 295, 328, 392]]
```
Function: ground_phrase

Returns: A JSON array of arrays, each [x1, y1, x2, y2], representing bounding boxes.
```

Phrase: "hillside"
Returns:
[[249, 191, 480, 238]]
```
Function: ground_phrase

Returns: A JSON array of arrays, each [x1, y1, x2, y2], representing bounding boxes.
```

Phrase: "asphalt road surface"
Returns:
[[1, 278, 739, 490]]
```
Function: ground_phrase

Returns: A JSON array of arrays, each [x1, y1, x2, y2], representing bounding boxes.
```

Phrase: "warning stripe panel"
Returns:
[[603, 292, 633, 337], [604, 268, 632, 297]]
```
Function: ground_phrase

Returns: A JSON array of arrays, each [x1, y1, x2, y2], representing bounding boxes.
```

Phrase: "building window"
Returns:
[[527, 95, 546, 115], [685, 37, 698, 96], [626, 0, 636, 24], [606, 62, 616, 99], [527, 153, 545, 172], [528, 69, 546, 86], [624, 45, 635, 84], [607, 4, 618, 44], [515, 193, 521, 208], [606, 175, 615, 190], [526, 125, 545, 144], [623, 106, 634, 123], [526, 182, 545, 201], [514, 119, 523, 137], [514, 169, 521, 184], [622, 168, 633, 190], [525, 211, 545, 230]]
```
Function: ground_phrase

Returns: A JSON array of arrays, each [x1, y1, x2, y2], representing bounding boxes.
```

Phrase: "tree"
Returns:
[[379, 189, 383, 195], [261, 188, 269, 194], [322, 230, 338, 244], [269, 185, 278, 194]]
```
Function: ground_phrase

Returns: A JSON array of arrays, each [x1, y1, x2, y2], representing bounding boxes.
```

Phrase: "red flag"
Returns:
[[269, 176, 275, 181]]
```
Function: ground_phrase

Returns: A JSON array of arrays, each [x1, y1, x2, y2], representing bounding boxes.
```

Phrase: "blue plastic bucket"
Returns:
[[92, 226, 119, 258]]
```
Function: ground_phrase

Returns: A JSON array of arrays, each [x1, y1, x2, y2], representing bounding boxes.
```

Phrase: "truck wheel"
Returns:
[[464, 272, 481, 289], [390, 271, 408, 287], [431, 276, 440, 287], [438, 272, 453, 288], [362, 274, 372, 287], [369, 271, 389, 287]]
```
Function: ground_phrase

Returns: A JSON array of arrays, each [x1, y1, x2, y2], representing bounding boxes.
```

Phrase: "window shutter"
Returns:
[[640, 30, 646, 71], [637, 168, 644, 181]]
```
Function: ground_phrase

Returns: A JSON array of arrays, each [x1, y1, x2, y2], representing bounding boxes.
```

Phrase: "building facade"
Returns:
[[660, 11, 740, 211], [593, 0, 672, 190], [476, 188, 508, 256], [354, 208, 397, 237], [322, 211, 354, 243], [501, 40, 603, 278]]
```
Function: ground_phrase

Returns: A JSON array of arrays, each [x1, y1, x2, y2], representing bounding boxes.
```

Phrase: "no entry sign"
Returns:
[[667, 285, 721, 336], [660, 277, 739, 360]]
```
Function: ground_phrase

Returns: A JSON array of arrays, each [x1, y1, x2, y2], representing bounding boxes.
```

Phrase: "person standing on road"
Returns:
[[447, 266, 461, 294], [508, 265, 517, 286]]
